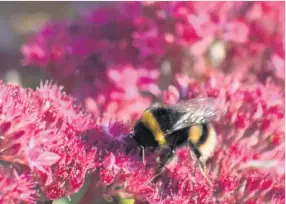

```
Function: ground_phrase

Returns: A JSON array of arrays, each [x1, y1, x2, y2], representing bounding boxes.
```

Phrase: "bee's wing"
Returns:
[[167, 97, 225, 134]]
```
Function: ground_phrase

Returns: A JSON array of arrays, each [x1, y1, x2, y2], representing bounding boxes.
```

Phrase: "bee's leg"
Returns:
[[145, 147, 175, 185], [198, 157, 213, 186], [140, 145, 145, 165], [188, 141, 212, 186], [156, 147, 175, 175]]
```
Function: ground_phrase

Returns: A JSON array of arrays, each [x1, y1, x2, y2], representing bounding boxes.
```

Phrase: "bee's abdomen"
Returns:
[[188, 123, 217, 159], [188, 124, 207, 144]]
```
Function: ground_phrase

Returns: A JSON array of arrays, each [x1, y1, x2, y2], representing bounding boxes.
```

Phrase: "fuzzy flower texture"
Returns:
[[0, 1, 284, 204]]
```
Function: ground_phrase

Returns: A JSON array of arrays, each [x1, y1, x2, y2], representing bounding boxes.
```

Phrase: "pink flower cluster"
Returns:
[[0, 73, 284, 203], [0, 1, 282, 203], [22, 2, 285, 93], [22, 2, 285, 124], [21, 2, 161, 122], [170, 2, 284, 83], [0, 81, 96, 202], [0, 167, 35, 203]]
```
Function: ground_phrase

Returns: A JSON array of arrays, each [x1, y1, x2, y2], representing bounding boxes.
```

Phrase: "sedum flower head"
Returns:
[[21, 2, 284, 123], [0, 81, 95, 201], [0, 167, 36, 204]]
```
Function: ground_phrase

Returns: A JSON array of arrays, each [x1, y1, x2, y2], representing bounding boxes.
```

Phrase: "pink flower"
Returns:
[[0, 167, 36, 204], [223, 20, 249, 43], [0, 81, 96, 201], [22, 3, 161, 122]]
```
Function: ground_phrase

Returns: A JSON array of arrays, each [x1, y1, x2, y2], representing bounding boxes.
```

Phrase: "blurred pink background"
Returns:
[[0, 2, 106, 88]]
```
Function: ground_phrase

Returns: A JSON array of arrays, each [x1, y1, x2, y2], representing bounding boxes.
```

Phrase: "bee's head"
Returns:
[[132, 121, 159, 147]]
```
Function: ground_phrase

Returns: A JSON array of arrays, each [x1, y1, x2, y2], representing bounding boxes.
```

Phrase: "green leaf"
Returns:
[[118, 197, 135, 204]]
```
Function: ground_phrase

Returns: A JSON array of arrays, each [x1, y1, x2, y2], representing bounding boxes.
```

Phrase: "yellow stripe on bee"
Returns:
[[189, 125, 203, 144], [141, 110, 166, 146]]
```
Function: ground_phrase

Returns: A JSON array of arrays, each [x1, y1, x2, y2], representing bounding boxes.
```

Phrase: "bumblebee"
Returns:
[[131, 97, 224, 185]]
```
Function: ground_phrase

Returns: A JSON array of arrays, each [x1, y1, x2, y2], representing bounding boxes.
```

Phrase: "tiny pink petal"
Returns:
[[36, 152, 61, 166]]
